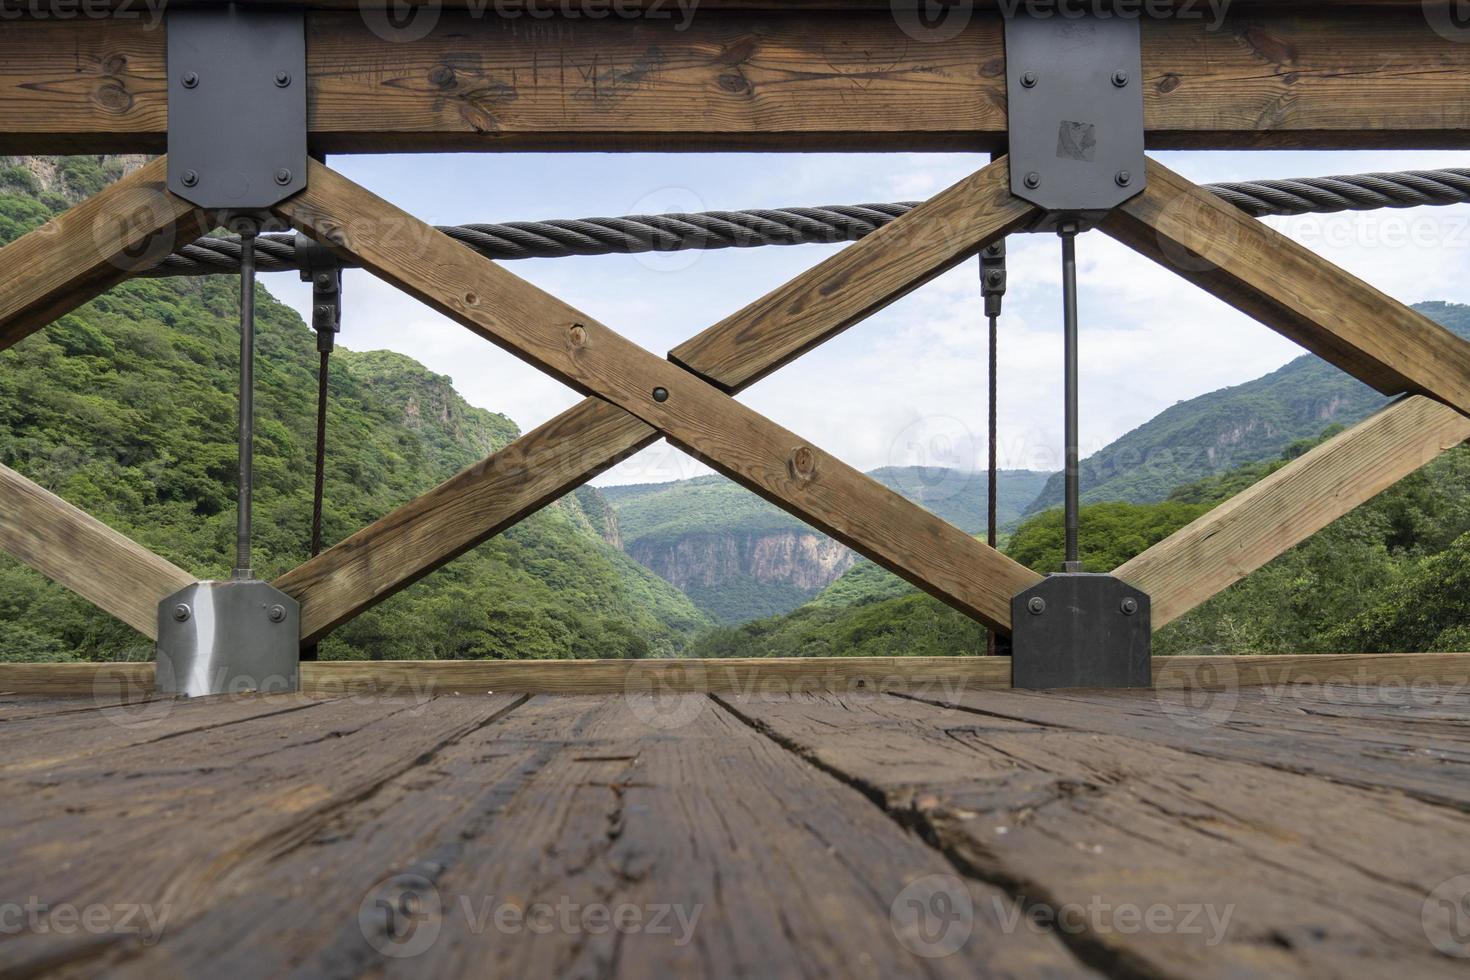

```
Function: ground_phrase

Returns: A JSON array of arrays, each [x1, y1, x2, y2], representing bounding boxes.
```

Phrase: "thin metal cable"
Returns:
[[139, 167, 1470, 278]]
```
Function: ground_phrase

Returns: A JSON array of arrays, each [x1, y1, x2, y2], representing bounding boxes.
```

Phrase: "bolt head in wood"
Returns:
[[652, 387, 670, 403]]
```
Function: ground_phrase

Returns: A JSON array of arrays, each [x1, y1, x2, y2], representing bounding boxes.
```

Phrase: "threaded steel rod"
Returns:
[[234, 226, 257, 581], [1060, 225, 1082, 573]]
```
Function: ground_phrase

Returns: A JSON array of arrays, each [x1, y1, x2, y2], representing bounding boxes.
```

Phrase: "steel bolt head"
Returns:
[[1112, 70, 1130, 88], [181, 170, 199, 188], [1027, 596, 1047, 616], [652, 387, 670, 403], [1115, 170, 1132, 187], [1024, 172, 1042, 190], [172, 603, 192, 623], [268, 604, 288, 624], [274, 71, 292, 87], [181, 72, 199, 89], [274, 168, 293, 185], [1120, 597, 1139, 616], [1020, 71, 1038, 89]]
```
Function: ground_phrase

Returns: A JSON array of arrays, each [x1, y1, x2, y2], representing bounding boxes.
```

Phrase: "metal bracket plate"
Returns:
[[1011, 574, 1151, 689], [157, 580, 301, 697], [167, 7, 307, 210], [1005, 15, 1146, 231]]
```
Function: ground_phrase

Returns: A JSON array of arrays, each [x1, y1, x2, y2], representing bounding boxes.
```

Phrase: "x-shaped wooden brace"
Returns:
[[2, 156, 1469, 649]]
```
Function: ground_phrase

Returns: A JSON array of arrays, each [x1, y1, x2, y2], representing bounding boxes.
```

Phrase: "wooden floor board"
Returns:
[[721, 690, 1470, 978], [901, 686, 1470, 812], [1, 687, 1465, 978], [44, 694, 1090, 979]]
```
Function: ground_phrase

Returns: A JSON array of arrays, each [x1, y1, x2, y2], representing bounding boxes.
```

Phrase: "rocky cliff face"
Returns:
[[628, 530, 856, 594]]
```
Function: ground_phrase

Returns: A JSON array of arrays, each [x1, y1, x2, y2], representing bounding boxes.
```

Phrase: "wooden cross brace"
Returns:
[[1, 155, 1468, 650]]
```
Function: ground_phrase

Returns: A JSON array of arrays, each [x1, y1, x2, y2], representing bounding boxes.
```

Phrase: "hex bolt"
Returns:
[[652, 387, 670, 403], [1115, 170, 1133, 187], [1024, 172, 1042, 189], [181, 72, 199, 89], [274, 71, 292, 88], [1027, 596, 1047, 616], [274, 168, 293, 185], [1120, 597, 1139, 616], [986, 270, 1004, 287], [1112, 70, 1130, 88], [181, 170, 199, 188], [1020, 71, 1038, 89], [315, 272, 333, 288], [172, 603, 192, 623], [268, 604, 288, 624]]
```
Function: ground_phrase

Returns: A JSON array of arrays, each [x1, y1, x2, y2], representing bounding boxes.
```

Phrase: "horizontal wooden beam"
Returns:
[[0, 464, 195, 639], [3, 9, 1469, 154], [279, 159, 1033, 642], [1116, 396, 1470, 630], [275, 160, 1040, 631], [0, 157, 207, 353], [5, 653, 1469, 697], [1103, 159, 1470, 414]]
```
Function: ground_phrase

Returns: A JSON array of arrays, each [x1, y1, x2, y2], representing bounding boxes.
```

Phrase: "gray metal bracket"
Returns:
[[297, 233, 342, 352], [1011, 574, 1151, 689], [167, 6, 307, 210], [1004, 14, 1146, 233], [157, 580, 301, 697]]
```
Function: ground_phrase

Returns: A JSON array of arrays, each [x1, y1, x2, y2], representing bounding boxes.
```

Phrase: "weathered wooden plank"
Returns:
[[1117, 396, 1470, 629], [0, 693, 524, 973], [273, 161, 1041, 631], [901, 684, 1470, 812], [725, 690, 1470, 978], [7, 654, 1469, 697], [0, 156, 206, 351], [3, 11, 1470, 154], [279, 159, 1032, 639], [670, 160, 1034, 389], [66, 695, 1090, 977], [1103, 159, 1470, 412], [0, 464, 195, 639]]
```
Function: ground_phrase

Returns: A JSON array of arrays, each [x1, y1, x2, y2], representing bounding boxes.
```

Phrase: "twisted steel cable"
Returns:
[[141, 168, 1470, 278]]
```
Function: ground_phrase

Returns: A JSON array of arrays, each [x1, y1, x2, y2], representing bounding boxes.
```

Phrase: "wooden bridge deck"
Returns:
[[4, 683, 1469, 978]]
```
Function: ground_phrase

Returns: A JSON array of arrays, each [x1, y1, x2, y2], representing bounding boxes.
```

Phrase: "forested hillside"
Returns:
[[604, 467, 1050, 623], [692, 417, 1470, 658], [0, 155, 709, 663], [1025, 302, 1470, 513]]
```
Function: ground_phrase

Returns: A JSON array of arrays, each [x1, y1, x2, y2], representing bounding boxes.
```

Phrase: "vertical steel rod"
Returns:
[[1060, 224, 1082, 572], [234, 223, 258, 580]]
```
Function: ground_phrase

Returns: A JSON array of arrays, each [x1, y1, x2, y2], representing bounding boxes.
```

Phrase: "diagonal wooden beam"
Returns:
[[1115, 396, 1470, 630], [273, 160, 1041, 633], [0, 157, 208, 352], [277, 160, 1035, 643], [0, 464, 195, 639], [1101, 158, 1470, 415]]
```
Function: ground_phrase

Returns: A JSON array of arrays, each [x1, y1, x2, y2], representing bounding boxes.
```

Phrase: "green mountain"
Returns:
[[693, 413, 1470, 659], [603, 467, 1050, 624], [1025, 301, 1470, 513], [0, 155, 710, 664]]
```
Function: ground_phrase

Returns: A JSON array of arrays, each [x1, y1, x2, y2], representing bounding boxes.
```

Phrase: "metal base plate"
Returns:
[[1011, 574, 1151, 689], [156, 580, 301, 697]]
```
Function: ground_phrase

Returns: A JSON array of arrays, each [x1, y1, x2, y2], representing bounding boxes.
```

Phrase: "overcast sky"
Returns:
[[266, 148, 1470, 486]]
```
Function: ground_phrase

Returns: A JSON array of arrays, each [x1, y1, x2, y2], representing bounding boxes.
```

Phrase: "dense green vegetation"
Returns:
[[1025, 303, 1470, 513], [0, 156, 709, 663], [693, 419, 1470, 659]]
